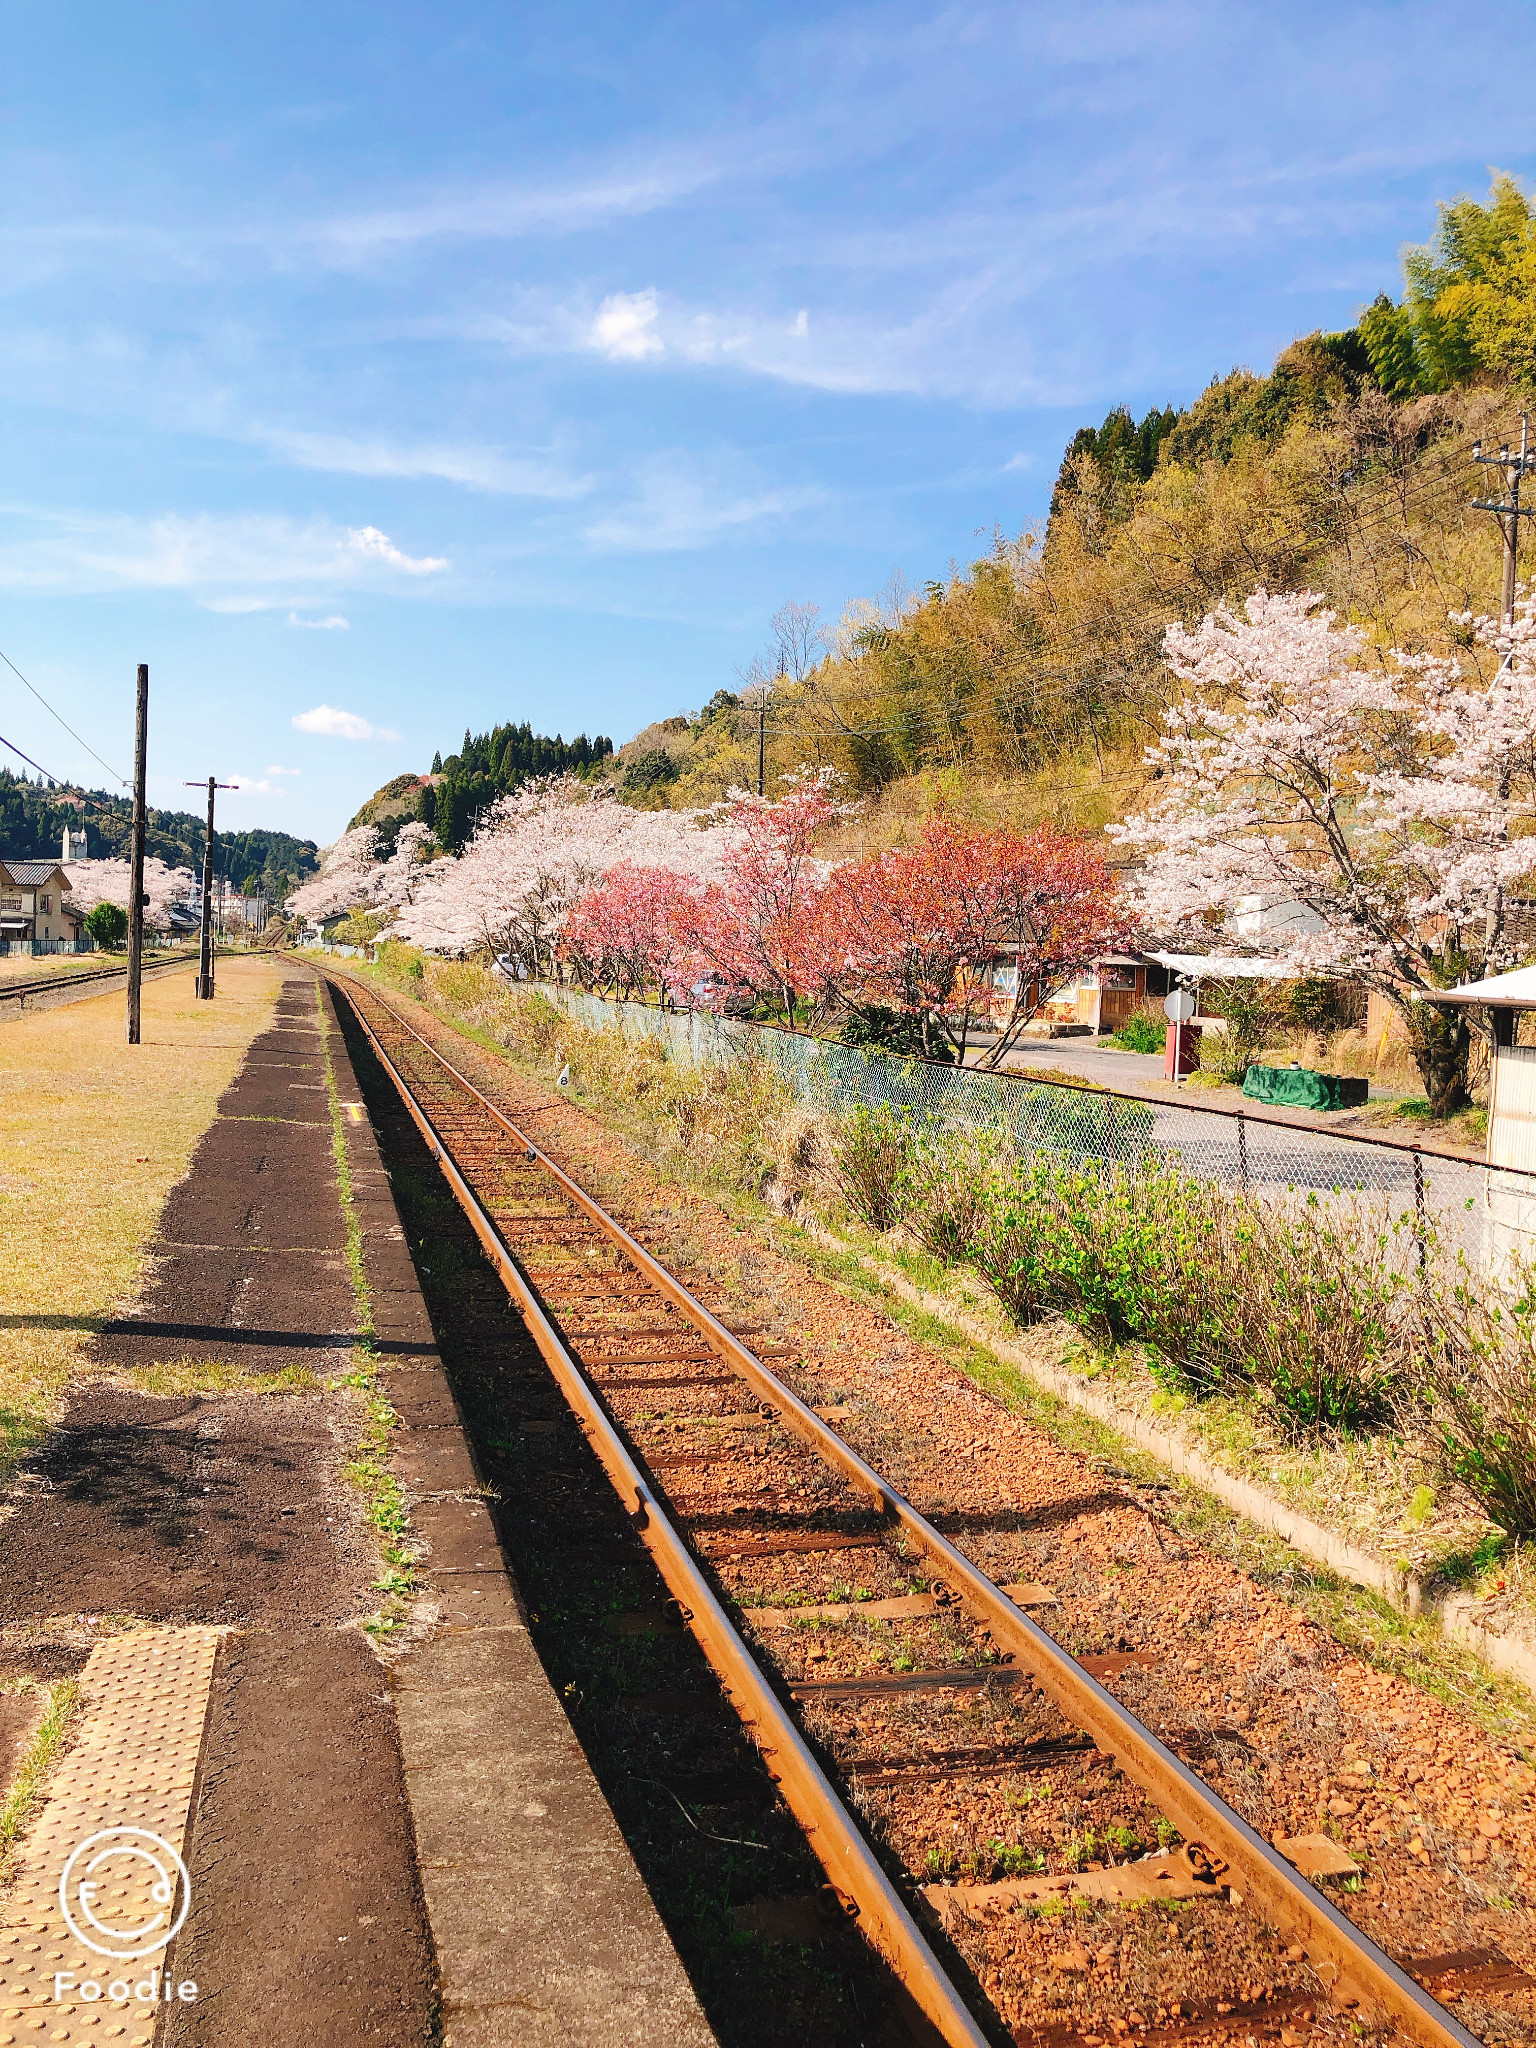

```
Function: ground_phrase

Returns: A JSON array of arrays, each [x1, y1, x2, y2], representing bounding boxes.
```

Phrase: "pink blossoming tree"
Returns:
[[1112, 587, 1536, 1114]]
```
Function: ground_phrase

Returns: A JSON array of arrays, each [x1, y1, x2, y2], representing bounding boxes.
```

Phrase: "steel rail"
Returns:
[[0, 955, 189, 1005], [331, 971, 1481, 2048], [333, 973, 990, 2048]]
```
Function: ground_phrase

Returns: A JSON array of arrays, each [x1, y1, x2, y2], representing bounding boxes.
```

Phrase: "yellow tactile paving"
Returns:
[[0, 1630, 219, 2045]]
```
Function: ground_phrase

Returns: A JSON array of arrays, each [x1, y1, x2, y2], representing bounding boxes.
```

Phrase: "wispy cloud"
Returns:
[[264, 765, 302, 776], [292, 704, 399, 741], [0, 509, 451, 597], [260, 427, 591, 499], [581, 456, 825, 554], [287, 610, 350, 630]]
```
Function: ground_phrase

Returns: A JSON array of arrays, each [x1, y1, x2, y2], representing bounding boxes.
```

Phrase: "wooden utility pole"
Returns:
[[1472, 414, 1536, 626], [186, 776, 233, 999], [125, 664, 148, 1044]]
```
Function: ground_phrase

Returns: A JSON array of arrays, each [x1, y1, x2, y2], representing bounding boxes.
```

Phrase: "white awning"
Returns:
[[1437, 965, 1536, 1010], [1146, 952, 1291, 980]]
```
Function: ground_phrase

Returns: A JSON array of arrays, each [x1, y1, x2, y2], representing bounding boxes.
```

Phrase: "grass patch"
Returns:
[[315, 979, 415, 1638], [116, 1360, 320, 1397], [0, 958, 284, 1492], [0, 1678, 83, 1878]]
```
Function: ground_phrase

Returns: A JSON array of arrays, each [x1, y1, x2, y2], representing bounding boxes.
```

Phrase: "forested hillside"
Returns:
[[403, 721, 614, 853], [0, 770, 318, 899], [626, 177, 1536, 850]]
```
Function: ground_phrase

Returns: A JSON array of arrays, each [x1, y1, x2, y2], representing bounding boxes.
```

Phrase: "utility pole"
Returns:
[[186, 776, 233, 999], [1472, 414, 1536, 626], [125, 665, 149, 1045], [757, 654, 783, 797]]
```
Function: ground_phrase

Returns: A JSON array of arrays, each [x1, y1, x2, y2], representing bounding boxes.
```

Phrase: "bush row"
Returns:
[[828, 1105, 1536, 1536]]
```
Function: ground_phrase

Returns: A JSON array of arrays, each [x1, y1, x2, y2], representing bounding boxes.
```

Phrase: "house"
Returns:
[[1002, 944, 1309, 1037], [0, 859, 85, 951]]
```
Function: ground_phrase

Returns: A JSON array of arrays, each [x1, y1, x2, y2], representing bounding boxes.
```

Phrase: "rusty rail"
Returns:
[[330, 970, 1483, 2048], [333, 973, 990, 2048]]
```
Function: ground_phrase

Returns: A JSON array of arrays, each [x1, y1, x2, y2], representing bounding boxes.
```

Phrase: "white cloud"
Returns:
[[265, 765, 302, 776], [0, 509, 451, 597], [228, 774, 280, 795], [589, 289, 664, 362], [292, 704, 400, 742], [346, 524, 447, 574], [287, 610, 350, 630], [1003, 451, 1035, 472], [260, 427, 590, 500]]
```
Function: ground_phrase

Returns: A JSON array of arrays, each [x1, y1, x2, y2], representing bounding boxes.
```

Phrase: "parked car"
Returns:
[[689, 974, 756, 1019]]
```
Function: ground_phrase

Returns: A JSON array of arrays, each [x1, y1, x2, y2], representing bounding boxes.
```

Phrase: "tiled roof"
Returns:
[[0, 860, 64, 885]]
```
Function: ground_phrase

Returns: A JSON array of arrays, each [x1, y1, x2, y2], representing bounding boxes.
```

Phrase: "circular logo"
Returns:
[[59, 1827, 191, 1961]]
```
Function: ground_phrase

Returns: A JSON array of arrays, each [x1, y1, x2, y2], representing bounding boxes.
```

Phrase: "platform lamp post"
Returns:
[[186, 777, 234, 999]]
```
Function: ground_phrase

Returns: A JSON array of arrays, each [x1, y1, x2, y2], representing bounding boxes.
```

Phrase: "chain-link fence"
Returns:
[[541, 985, 1534, 1273]]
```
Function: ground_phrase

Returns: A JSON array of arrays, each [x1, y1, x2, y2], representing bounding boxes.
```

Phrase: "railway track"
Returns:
[[328, 969, 1499, 2048], [0, 953, 188, 1010]]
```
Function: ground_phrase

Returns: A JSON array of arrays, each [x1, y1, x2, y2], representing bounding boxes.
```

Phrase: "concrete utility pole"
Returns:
[[125, 664, 148, 1045], [186, 776, 233, 999], [1472, 414, 1536, 627]]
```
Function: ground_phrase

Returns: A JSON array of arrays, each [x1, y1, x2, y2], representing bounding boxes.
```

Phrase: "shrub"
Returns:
[[973, 1154, 1408, 1426], [1107, 1008, 1164, 1055], [971, 1162, 1054, 1319], [841, 1005, 955, 1062], [1198, 977, 1285, 1084], [1214, 1194, 1409, 1426], [828, 1104, 917, 1231], [898, 1125, 1009, 1262], [1423, 1256, 1536, 1536]]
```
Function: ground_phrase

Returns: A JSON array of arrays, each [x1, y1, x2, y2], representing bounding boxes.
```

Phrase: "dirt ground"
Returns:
[[0, 966, 437, 2047]]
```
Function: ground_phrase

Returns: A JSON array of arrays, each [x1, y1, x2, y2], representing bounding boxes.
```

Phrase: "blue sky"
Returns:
[[3, 1, 1534, 844]]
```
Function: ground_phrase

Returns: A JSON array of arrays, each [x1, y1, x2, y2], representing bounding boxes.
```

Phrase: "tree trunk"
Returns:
[[1407, 1000, 1472, 1118]]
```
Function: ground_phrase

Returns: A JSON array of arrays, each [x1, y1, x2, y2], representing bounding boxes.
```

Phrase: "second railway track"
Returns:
[[327, 967, 1511, 2048]]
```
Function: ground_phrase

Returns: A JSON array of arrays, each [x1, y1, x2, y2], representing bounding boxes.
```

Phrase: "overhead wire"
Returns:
[[0, 645, 127, 786], [0, 731, 129, 821]]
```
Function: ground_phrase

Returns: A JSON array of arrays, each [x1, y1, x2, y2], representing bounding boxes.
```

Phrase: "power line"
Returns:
[[0, 645, 127, 786], [0, 729, 128, 820]]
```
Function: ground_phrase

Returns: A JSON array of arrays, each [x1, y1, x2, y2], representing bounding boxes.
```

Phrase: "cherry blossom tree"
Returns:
[[396, 776, 730, 968], [822, 816, 1127, 1064], [64, 856, 198, 936], [287, 820, 439, 927], [286, 827, 386, 923], [562, 863, 707, 997], [1112, 586, 1536, 1114], [666, 769, 852, 1025]]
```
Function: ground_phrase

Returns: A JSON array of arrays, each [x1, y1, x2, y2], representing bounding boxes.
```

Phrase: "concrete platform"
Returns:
[[319, 975, 716, 2048]]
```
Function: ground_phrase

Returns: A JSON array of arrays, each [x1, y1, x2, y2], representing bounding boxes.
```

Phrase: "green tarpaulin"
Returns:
[[1242, 1064, 1369, 1110]]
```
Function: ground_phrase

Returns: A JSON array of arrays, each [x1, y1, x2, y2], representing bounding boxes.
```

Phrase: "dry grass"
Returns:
[[0, 948, 187, 984], [0, 956, 285, 1488]]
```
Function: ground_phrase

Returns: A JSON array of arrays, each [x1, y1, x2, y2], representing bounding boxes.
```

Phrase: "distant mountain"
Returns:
[[0, 769, 319, 901]]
